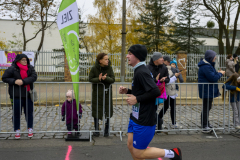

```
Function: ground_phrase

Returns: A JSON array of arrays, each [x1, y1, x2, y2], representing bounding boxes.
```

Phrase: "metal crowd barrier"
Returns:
[[0, 82, 239, 141]]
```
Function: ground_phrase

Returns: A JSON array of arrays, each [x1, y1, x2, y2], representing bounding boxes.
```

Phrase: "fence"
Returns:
[[0, 47, 239, 82], [0, 82, 239, 141]]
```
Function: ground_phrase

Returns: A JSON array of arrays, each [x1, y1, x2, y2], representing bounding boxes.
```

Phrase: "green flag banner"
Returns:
[[57, 0, 80, 111]]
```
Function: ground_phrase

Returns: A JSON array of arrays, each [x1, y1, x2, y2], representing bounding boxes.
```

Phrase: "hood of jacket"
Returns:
[[198, 59, 215, 67], [12, 54, 31, 67], [94, 59, 112, 70]]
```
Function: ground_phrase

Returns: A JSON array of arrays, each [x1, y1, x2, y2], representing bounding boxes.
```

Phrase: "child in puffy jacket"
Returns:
[[62, 90, 82, 134], [222, 73, 240, 130]]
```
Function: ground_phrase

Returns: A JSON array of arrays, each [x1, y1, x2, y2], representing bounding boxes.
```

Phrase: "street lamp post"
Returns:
[[121, 0, 126, 82]]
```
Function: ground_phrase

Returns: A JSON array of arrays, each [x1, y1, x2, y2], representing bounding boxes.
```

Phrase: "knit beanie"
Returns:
[[205, 50, 217, 62], [170, 58, 177, 67], [152, 52, 163, 61], [163, 55, 171, 62], [128, 44, 147, 61], [66, 90, 75, 99], [233, 54, 237, 58]]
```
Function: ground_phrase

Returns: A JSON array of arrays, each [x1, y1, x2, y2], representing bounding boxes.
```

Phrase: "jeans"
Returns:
[[13, 98, 33, 131]]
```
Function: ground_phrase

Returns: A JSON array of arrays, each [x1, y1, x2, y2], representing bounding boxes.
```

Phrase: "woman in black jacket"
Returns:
[[2, 54, 37, 139]]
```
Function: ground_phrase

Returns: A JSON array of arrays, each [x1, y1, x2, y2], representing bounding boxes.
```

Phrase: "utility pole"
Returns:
[[121, 0, 126, 82]]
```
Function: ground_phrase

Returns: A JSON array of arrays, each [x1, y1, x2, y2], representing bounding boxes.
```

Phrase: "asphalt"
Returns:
[[0, 134, 240, 160]]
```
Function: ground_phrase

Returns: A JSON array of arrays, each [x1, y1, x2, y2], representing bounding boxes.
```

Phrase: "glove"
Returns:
[[78, 113, 82, 119], [62, 116, 65, 121], [236, 87, 240, 92]]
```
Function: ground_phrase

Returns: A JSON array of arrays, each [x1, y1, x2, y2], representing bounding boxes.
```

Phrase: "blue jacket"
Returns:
[[222, 81, 240, 102], [198, 59, 222, 99]]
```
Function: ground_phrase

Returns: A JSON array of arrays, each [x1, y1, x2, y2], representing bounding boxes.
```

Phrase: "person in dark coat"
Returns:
[[61, 90, 83, 134], [146, 52, 169, 131], [89, 53, 115, 137], [198, 50, 225, 133], [233, 54, 239, 73], [147, 52, 170, 83], [2, 54, 37, 139]]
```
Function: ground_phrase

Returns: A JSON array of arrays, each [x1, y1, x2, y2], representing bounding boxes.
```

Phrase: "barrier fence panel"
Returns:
[[1, 50, 238, 82], [107, 82, 238, 140], [0, 82, 239, 141]]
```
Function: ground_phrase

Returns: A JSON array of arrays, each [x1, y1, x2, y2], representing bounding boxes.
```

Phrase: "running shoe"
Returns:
[[170, 148, 182, 160]]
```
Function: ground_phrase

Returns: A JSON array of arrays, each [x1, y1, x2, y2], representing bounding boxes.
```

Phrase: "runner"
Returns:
[[119, 44, 182, 160]]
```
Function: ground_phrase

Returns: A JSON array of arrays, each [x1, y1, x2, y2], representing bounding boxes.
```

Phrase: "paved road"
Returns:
[[0, 134, 240, 160]]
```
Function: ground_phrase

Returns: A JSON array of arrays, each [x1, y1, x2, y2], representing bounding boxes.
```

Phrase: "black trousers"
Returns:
[[201, 98, 213, 128], [66, 124, 79, 131], [158, 96, 176, 125]]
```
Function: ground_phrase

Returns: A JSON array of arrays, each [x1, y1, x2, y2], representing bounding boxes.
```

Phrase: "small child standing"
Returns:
[[222, 73, 240, 129], [62, 90, 83, 134]]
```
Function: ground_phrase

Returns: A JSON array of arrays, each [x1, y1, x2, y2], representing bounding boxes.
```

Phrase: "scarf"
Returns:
[[16, 62, 30, 91]]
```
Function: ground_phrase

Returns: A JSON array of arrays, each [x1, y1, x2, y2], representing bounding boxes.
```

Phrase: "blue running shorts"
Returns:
[[128, 119, 156, 150]]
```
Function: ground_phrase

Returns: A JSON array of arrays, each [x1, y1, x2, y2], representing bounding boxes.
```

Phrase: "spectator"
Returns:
[[222, 73, 240, 130], [233, 54, 239, 73], [146, 52, 169, 131], [89, 53, 115, 137], [226, 54, 235, 78], [198, 50, 225, 133], [2, 54, 37, 139], [170, 58, 184, 90], [62, 90, 83, 135], [158, 55, 182, 129]]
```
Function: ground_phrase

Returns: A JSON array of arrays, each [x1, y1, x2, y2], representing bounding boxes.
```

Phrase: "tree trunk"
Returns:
[[218, 24, 224, 55], [22, 22, 26, 51]]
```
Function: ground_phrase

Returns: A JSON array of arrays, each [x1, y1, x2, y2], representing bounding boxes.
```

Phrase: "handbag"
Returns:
[[29, 88, 38, 102], [156, 80, 167, 99], [156, 81, 165, 96]]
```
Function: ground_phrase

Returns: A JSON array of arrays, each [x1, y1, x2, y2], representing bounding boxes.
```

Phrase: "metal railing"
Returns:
[[0, 82, 239, 141]]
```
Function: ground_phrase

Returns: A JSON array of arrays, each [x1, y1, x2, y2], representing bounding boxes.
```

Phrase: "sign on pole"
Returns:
[[57, 0, 80, 111]]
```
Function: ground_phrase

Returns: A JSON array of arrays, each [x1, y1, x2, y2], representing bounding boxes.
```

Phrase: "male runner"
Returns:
[[119, 44, 182, 160]]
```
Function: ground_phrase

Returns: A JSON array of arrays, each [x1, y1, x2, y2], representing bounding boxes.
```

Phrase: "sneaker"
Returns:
[[15, 130, 20, 139], [235, 126, 240, 130], [208, 123, 213, 128], [171, 124, 183, 129], [170, 148, 182, 160], [202, 127, 213, 133], [28, 128, 33, 138]]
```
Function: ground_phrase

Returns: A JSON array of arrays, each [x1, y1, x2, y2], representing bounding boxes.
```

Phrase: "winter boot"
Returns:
[[93, 118, 100, 137]]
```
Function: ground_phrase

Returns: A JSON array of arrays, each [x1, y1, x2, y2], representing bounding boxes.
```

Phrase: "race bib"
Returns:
[[132, 103, 140, 119]]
